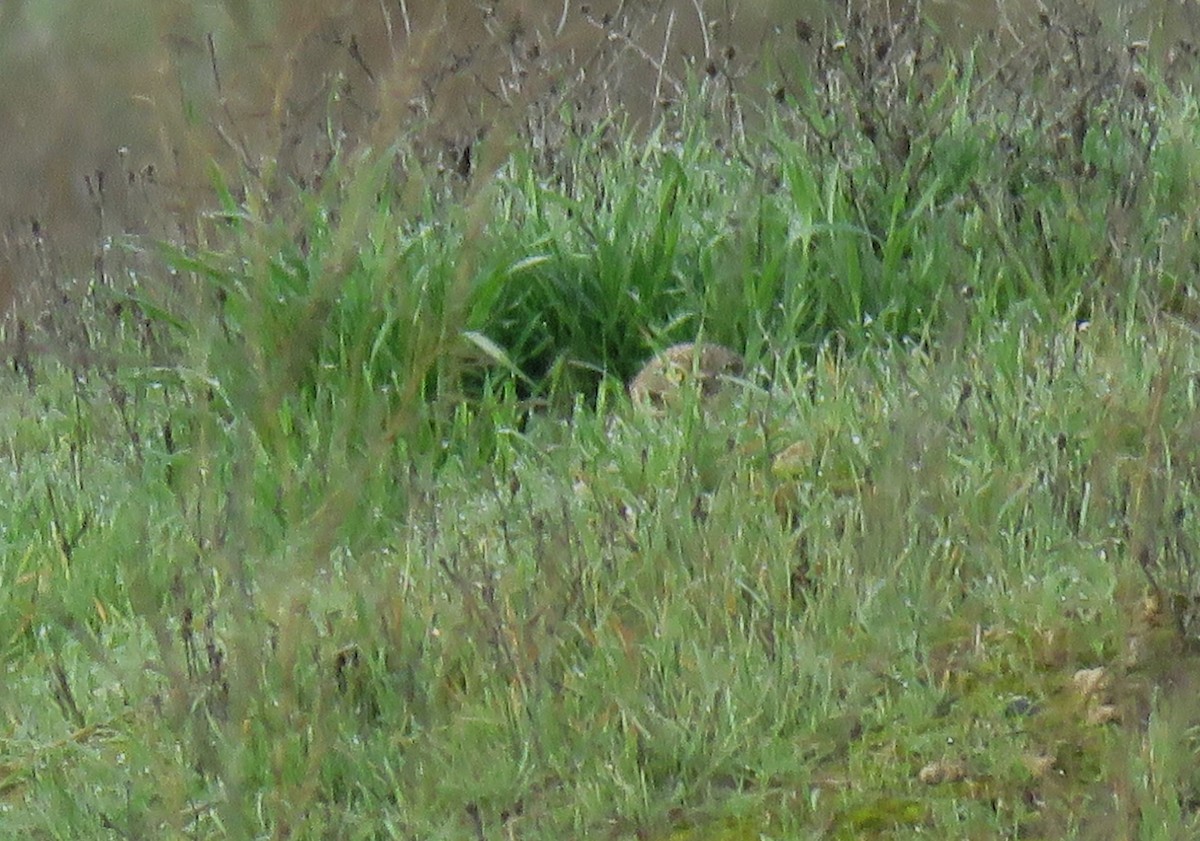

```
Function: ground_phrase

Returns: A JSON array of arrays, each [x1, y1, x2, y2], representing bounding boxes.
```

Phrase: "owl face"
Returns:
[[629, 342, 744, 413]]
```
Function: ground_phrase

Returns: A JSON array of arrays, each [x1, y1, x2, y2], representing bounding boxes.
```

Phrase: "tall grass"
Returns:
[[5, 4, 1200, 838], [149, 26, 1194, 438]]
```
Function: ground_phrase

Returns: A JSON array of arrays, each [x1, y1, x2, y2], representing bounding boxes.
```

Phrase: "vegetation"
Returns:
[[4, 3, 1200, 837]]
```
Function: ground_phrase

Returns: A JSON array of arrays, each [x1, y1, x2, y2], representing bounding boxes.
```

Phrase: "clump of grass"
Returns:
[[148, 33, 1196, 430]]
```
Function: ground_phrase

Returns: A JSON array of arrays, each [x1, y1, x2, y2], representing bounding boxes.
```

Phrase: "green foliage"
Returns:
[[8, 306, 1200, 837], [8, 5, 1200, 840]]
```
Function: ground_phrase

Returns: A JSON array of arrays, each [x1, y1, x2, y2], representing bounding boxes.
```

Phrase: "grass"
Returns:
[[5, 4, 1200, 838], [7, 313, 1200, 839]]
